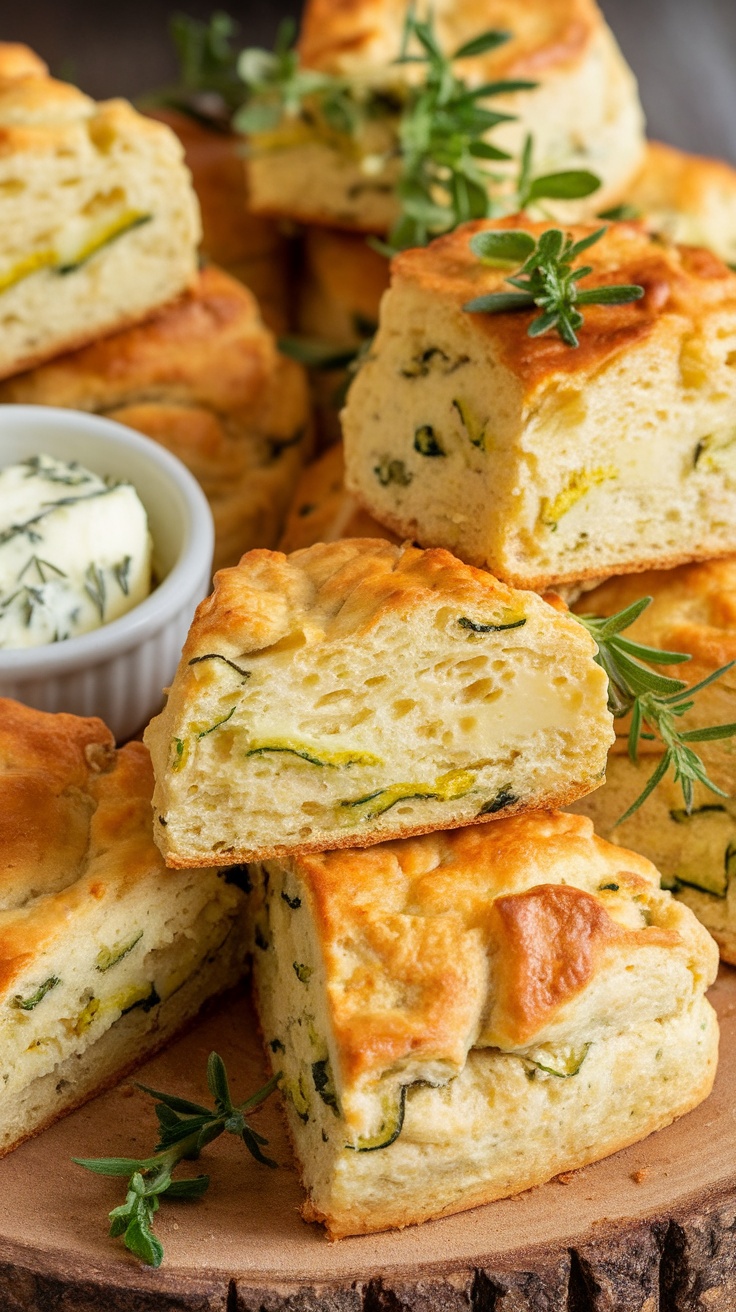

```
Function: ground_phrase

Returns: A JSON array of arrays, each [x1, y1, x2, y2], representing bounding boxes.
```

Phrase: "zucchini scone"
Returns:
[[0, 43, 200, 380], [625, 141, 736, 268], [145, 539, 613, 866], [569, 557, 736, 963], [343, 218, 736, 590], [247, 0, 644, 231], [248, 811, 719, 1238], [0, 699, 249, 1156], [0, 267, 312, 573]]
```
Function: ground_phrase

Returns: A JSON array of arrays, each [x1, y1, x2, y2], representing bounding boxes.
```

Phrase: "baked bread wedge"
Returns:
[[0, 43, 200, 380], [625, 141, 736, 268], [343, 218, 736, 590], [247, 0, 644, 232], [569, 558, 736, 962], [248, 811, 719, 1238], [145, 538, 613, 866], [0, 267, 312, 573], [0, 699, 249, 1156], [279, 444, 396, 554]]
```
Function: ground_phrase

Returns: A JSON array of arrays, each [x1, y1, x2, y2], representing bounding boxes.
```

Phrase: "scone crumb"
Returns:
[[631, 1168, 650, 1183], [555, 1170, 580, 1185]]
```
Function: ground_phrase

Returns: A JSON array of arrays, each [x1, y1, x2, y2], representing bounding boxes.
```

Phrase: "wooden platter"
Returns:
[[2, 968, 736, 1312]]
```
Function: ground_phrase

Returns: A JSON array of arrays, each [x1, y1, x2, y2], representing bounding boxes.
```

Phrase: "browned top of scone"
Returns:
[[0, 42, 48, 85], [279, 444, 398, 553], [181, 537, 570, 662], [391, 217, 736, 396], [300, 0, 600, 79], [290, 810, 710, 1089], [0, 700, 193, 995], [628, 140, 736, 221]]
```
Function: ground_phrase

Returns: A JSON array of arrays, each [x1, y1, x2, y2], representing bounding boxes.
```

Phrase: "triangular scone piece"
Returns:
[[0, 699, 249, 1157], [342, 218, 736, 590], [145, 539, 613, 866], [247, 811, 719, 1238]]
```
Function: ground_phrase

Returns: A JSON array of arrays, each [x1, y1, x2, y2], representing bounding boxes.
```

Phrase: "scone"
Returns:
[[248, 811, 718, 1238], [343, 218, 736, 590], [144, 538, 613, 866], [148, 108, 291, 332], [0, 699, 249, 1156], [247, 0, 645, 232], [0, 267, 312, 573], [625, 141, 736, 268], [570, 760, 736, 966], [0, 44, 201, 380], [279, 445, 396, 554], [568, 558, 736, 962]]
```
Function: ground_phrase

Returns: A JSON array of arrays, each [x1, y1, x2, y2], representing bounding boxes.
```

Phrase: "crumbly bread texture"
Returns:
[[569, 760, 736, 966], [0, 699, 248, 1156], [0, 267, 312, 573], [0, 43, 200, 380], [148, 108, 290, 332], [574, 558, 736, 784], [343, 218, 736, 590], [145, 538, 613, 866], [279, 444, 397, 554], [248, 810, 718, 1238], [248, 0, 644, 232], [626, 141, 736, 268]]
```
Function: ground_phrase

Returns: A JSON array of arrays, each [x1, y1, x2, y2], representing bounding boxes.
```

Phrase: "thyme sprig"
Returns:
[[74, 1053, 280, 1268], [574, 598, 736, 822], [465, 226, 644, 347]]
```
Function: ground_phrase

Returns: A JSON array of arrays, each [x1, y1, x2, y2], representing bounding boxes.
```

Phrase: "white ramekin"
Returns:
[[0, 406, 214, 740]]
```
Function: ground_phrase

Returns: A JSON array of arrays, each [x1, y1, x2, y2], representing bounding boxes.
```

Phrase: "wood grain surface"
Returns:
[[1, 968, 735, 1311]]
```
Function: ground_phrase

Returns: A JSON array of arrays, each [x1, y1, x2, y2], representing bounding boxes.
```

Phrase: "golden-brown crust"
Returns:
[[279, 445, 398, 553], [299, 0, 600, 79], [628, 141, 736, 235], [301, 227, 390, 330], [290, 810, 700, 1088], [391, 217, 736, 400], [0, 43, 47, 85], [0, 267, 311, 569]]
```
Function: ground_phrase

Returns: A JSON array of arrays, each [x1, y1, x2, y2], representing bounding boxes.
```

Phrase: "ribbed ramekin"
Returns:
[[0, 406, 214, 740]]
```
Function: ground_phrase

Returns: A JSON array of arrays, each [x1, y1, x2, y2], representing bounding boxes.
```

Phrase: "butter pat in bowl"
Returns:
[[0, 407, 214, 739]]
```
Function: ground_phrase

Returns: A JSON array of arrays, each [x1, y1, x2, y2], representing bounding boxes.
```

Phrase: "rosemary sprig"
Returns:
[[142, 12, 245, 124], [74, 1053, 280, 1268], [574, 598, 736, 822], [464, 226, 644, 347], [233, 9, 601, 252]]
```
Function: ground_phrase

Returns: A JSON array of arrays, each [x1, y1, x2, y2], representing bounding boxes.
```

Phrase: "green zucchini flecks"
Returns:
[[312, 1058, 340, 1114], [269, 1038, 285, 1053], [523, 1043, 591, 1079], [285, 1074, 311, 1124], [598, 882, 619, 892], [347, 1085, 407, 1152], [281, 891, 302, 909], [341, 769, 476, 822], [477, 788, 517, 816], [452, 397, 487, 450], [197, 707, 236, 738], [246, 739, 382, 769], [458, 615, 526, 634], [12, 976, 60, 1011], [96, 932, 143, 973], [399, 347, 469, 379], [293, 962, 313, 984], [57, 213, 153, 274], [414, 424, 445, 457], [121, 985, 160, 1016], [374, 457, 412, 488], [222, 863, 253, 893], [669, 804, 727, 823], [188, 654, 251, 680]]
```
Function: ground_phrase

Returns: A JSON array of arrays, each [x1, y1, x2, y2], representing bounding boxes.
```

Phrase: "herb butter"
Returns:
[[0, 453, 151, 649]]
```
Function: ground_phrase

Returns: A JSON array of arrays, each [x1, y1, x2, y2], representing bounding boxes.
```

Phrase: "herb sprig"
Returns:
[[464, 226, 644, 347], [74, 1053, 280, 1267], [143, 12, 245, 123], [574, 598, 736, 822]]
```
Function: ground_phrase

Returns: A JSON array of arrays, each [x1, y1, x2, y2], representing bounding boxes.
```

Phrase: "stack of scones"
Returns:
[[2, 0, 736, 1246]]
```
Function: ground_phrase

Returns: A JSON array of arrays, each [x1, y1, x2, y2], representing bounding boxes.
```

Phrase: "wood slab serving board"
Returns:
[[2, 970, 736, 1312]]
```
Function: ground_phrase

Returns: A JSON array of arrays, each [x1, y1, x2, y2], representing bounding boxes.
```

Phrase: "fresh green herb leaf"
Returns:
[[374, 457, 412, 487], [414, 424, 445, 457], [74, 1054, 280, 1267], [465, 225, 644, 347], [574, 601, 736, 820]]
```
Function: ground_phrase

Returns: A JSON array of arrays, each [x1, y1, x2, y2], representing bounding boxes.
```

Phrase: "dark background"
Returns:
[[4, 0, 736, 163]]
